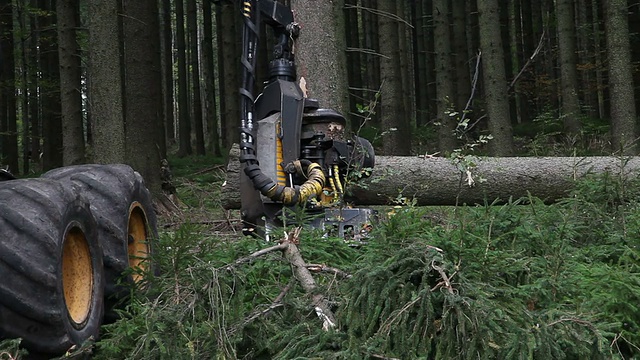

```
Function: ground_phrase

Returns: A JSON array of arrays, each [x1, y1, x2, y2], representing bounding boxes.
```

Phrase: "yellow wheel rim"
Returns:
[[128, 202, 150, 283], [62, 225, 93, 326]]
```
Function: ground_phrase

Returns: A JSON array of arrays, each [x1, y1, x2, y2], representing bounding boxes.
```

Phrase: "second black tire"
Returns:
[[43, 164, 158, 321]]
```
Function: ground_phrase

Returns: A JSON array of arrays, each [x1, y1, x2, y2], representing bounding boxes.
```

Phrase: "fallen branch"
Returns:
[[282, 227, 337, 330]]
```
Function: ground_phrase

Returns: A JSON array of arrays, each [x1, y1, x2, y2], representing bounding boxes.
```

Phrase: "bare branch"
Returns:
[[306, 264, 352, 279], [224, 243, 288, 270], [508, 30, 546, 91]]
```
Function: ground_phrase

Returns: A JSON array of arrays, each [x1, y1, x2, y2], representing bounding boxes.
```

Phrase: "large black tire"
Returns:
[[0, 179, 104, 355], [43, 164, 158, 321]]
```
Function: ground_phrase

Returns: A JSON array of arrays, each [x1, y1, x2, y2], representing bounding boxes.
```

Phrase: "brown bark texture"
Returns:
[[221, 145, 640, 208]]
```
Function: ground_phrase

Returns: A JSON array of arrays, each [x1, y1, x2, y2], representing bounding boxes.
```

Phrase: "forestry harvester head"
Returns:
[[238, 0, 376, 239]]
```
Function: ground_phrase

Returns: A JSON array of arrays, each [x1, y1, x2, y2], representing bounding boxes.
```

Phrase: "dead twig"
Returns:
[[224, 243, 288, 270], [430, 261, 455, 295], [305, 263, 352, 279]]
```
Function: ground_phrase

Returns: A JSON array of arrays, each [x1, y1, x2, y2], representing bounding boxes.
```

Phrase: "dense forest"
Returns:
[[1, 0, 640, 197]]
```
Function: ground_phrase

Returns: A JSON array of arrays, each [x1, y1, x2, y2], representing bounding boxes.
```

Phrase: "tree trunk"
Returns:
[[202, 0, 220, 156], [88, 0, 126, 164], [452, 0, 471, 124], [379, 0, 410, 155], [344, 0, 362, 125], [175, 0, 192, 157], [161, 0, 175, 145], [433, 0, 456, 154], [187, 0, 204, 155], [290, 0, 350, 116], [29, 0, 41, 171], [412, 0, 428, 127], [478, 0, 514, 156], [0, 4, 19, 173], [17, 1, 30, 174], [604, 0, 637, 155], [556, 0, 582, 134], [218, 0, 239, 150], [221, 146, 640, 208], [57, 0, 85, 166], [40, 0, 63, 171], [121, 0, 163, 195]]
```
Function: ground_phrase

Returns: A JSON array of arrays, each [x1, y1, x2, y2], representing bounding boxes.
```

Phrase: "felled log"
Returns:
[[221, 146, 640, 208]]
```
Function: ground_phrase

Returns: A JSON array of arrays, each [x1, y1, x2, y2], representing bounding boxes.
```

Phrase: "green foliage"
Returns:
[[91, 169, 640, 359], [5, 156, 639, 359]]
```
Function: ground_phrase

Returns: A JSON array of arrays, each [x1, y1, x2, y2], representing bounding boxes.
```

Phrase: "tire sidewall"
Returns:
[[56, 197, 104, 347]]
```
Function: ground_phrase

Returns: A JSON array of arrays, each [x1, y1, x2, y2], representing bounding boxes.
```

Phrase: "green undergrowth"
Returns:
[[91, 170, 640, 359], [4, 165, 640, 359]]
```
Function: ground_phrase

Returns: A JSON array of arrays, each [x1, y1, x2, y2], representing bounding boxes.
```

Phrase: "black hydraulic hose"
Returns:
[[238, 0, 325, 206]]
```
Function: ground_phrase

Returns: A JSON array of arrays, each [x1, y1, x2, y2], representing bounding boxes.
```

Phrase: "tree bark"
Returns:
[[40, 0, 63, 171], [88, 0, 126, 164], [0, 4, 19, 173], [433, 0, 456, 154], [478, 0, 514, 156], [221, 145, 640, 208], [161, 0, 175, 145], [175, 0, 192, 157], [290, 0, 349, 117], [121, 0, 163, 195], [187, 0, 205, 155], [604, 0, 637, 155], [379, 0, 410, 155], [202, 0, 221, 156], [57, 0, 85, 166], [556, 0, 582, 134]]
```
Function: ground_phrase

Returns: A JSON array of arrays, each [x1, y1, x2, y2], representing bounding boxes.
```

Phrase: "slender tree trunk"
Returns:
[[57, 0, 85, 165], [187, 0, 205, 155], [604, 0, 637, 154], [40, 0, 63, 171], [161, 0, 175, 145], [412, 0, 428, 126], [556, 0, 582, 134], [175, 0, 192, 156], [361, 0, 380, 125], [345, 0, 363, 125], [378, 0, 410, 155], [218, 0, 239, 150], [88, 0, 126, 164], [452, 0, 471, 123], [121, 0, 163, 194], [0, 3, 18, 173], [478, 0, 514, 156], [202, 0, 220, 156], [577, 0, 597, 119], [433, 0, 456, 153], [592, 0, 606, 119], [17, 1, 30, 174], [29, 0, 41, 170]]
